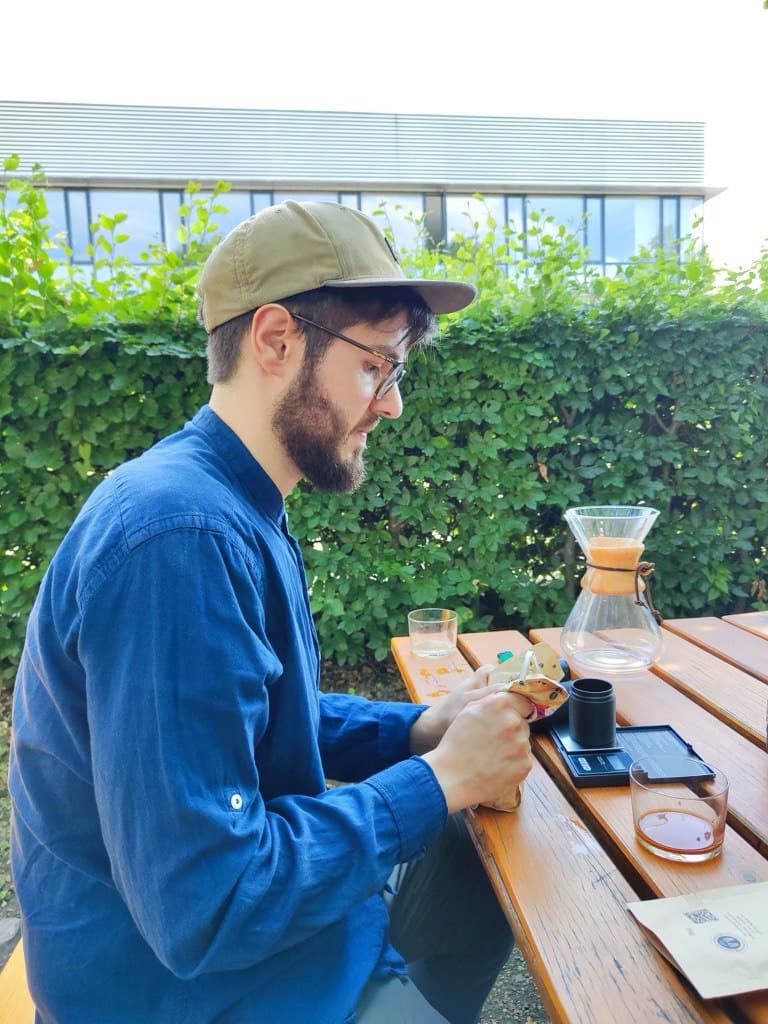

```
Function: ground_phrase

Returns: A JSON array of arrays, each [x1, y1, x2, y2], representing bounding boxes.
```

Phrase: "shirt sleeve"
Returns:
[[79, 526, 446, 979], [319, 692, 429, 781]]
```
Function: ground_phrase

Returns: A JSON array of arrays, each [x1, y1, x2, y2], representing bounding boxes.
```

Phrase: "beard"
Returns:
[[272, 368, 376, 494]]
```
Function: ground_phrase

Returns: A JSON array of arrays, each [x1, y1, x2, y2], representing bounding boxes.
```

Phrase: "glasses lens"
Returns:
[[376, 363, 406, 400]]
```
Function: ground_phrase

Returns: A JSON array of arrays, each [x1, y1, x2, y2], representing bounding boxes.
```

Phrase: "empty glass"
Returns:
[[408, 608, 458, 658]]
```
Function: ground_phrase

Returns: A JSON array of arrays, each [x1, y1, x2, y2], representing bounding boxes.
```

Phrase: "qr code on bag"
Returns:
[[684, 908, 718, 925]]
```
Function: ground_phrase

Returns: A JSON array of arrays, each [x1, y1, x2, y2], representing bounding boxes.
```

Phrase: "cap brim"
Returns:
[[324, 276, 477, 315]]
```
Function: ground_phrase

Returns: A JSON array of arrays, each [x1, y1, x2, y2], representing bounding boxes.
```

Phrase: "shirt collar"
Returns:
[[187, 405, 286, 523]]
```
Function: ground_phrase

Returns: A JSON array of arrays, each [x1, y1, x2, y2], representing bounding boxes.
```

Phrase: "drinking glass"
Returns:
[[408, 608, 458, 658], [629, 756, 729, 862]]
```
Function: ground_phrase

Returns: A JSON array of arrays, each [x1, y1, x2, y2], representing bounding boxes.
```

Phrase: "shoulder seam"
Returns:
[[78, 519, 265, 614]]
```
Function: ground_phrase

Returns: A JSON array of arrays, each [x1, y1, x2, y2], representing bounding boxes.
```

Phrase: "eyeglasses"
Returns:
[[291, 313, 407, 400]]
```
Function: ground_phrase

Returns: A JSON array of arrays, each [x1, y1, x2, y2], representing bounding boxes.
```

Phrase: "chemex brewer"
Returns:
[[561, 505, 663, 672]]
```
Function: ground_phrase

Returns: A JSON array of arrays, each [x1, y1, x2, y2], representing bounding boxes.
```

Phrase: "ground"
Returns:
[[0, 661, 549, 1023]]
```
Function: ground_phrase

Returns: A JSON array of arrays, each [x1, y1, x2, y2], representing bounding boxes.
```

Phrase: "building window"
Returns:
[[14, 186, 707, 273], [526, 196, 586, 249], [251, 192, 273, 213], [188, 190, 253, 241], [88, 190, 163, 263], [65, 190, 91, 263], [680, 196, 704, 253], [445, 194, 506, 249], [40, 189, 69, 261], [505, 196, 524, 236], [360, 194, 424, 252], [160, 191, 183, 252], [604, 196, 659, 264], [584, 197, 603, 263], [661, 197, 679, 256], [273, 191, 337, 204], [422, 195, 443, 247]]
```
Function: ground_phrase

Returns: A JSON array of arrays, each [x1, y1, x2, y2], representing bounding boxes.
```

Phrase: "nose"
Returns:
[[372, 381, 403, 419]]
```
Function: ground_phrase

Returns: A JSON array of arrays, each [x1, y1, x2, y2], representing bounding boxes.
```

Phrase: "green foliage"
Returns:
[[1, 170, 767, 675]]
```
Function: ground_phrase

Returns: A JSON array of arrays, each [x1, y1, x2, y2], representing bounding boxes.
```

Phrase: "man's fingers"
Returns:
[[466, 664, 495, 689], [483, 688, 536, 722]]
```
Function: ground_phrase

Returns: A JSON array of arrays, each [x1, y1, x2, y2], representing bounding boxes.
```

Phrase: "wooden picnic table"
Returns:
[[391, 612, 768, 1024]]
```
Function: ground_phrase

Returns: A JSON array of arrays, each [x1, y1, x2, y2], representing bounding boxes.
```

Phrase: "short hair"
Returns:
[[206, 285, 436, 384]]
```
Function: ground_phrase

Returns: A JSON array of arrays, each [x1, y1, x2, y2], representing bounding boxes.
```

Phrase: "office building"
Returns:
[[0, 101, 712, 272]]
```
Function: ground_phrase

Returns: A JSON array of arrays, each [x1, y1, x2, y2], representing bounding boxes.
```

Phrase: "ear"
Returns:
[[246, 304, 302, 378]]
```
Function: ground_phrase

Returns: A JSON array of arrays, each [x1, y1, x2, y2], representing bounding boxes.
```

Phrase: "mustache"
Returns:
[[353, 417, 380, 435]]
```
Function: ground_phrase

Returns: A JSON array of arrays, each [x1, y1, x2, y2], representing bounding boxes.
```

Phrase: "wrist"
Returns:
[[420, 749, 470, 814], [409, 706, 441, 755]]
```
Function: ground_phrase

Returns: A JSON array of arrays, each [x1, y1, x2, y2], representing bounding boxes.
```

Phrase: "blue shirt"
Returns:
[[10, 406, 447, 1024]]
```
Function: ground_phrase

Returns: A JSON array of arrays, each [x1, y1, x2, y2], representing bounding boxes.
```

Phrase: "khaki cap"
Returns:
[[197, 200, 477, 331]]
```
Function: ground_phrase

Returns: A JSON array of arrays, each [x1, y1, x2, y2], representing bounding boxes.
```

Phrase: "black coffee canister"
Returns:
[[568, 677, 617, 748]]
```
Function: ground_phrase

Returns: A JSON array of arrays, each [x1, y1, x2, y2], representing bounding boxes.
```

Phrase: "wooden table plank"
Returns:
[[457, 630, 768, 1024], [663, 616, 768, 685], [652, 627, 767, 747], [464, 774, 733, 1024], [391, 637, 734, 1024], [0, 942, 34, 1024], [389, 641, 473, 705], [724, 611, 768, 641], [526, 628, 768, 855], [460, 630, 768, 886]]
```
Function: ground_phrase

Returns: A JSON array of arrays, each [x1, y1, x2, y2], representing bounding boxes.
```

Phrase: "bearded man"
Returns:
[[10, 201, 533, 1024]]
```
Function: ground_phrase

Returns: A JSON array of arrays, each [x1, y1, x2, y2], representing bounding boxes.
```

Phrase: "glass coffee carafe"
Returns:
[[561, 505, 663, 672]]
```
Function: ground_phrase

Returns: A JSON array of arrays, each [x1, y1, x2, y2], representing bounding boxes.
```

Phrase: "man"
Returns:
[[10, 201, 534, 1023]]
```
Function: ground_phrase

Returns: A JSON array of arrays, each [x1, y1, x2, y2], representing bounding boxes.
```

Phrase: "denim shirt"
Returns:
[[10, 406, 447, 1024]]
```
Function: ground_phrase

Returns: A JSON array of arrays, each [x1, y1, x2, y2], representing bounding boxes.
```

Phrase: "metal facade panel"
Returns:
[[0, 101, 706, 191]]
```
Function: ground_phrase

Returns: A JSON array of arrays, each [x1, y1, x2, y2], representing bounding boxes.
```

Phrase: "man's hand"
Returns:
[[420, 689, 533, 814], [409, 664, 533, 754], [411, 666, 535, 814]]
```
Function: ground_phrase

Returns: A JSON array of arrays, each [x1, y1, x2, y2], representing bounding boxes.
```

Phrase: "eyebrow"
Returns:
[[369, 332, 411, 358], [374, 342, 407, 359]]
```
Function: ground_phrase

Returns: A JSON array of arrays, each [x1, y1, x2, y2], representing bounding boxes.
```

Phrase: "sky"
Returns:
[[4, 0, 767, 267]]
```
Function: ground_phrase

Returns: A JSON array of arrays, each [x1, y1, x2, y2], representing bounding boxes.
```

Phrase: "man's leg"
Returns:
[[386, 813, 514, 1024], [354, 974, 450, 1024]]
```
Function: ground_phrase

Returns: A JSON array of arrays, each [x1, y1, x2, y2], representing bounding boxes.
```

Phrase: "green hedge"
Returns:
[[1, 163, 767, 675], [291, 301, 768, 660]]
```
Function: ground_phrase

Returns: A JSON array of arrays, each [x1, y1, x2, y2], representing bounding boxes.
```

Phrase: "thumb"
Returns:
[[465, 663, 496, 691]]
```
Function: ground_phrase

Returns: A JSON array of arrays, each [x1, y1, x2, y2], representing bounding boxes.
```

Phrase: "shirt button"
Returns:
[[230, 793, 243, 811]]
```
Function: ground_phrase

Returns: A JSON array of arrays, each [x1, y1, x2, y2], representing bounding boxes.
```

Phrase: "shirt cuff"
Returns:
[[375, 701, 429, 765], [364, 755, 447, 862]]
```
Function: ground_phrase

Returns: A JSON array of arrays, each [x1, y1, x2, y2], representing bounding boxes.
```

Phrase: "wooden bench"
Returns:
[[0, 941, 34, 1023]]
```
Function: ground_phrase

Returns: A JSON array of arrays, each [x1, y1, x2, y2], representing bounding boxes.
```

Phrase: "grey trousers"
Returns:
[[354, 814, 514, 1024]]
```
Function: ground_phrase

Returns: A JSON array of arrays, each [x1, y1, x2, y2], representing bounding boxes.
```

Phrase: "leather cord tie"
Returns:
[[584, 560, 663, 624]]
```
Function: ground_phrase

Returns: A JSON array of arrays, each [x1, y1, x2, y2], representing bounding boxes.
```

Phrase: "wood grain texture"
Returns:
[[724, 611, 768, 642], [392, 635, 735, 1024], [390, 639, 473, 704], [653, 625, 767, 746], [527, 627, 768, 854], [458, 629, 768, 1024], [0, 942, 34, 1024], [459, 631, 768, 891], [663, 616, 768, 685]]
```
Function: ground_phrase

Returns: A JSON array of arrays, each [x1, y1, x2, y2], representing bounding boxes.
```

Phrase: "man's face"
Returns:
[[272, 313, 408, 493]]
